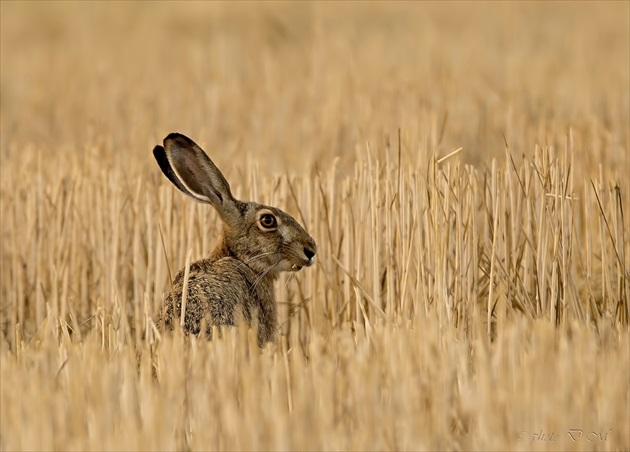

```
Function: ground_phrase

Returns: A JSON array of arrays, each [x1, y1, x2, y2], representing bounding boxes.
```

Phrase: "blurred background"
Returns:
[[1, 6, 628, 449], [1, 1, 628, 175]]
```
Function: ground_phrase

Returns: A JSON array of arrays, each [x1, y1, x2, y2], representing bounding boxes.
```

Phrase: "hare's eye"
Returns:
[[259, 214, 277, 229]]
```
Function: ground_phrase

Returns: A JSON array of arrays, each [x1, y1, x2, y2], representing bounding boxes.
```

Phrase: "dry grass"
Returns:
[[1, 2, 629, 451]]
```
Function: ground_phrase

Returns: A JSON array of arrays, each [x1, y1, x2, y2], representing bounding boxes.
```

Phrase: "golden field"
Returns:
[[1, 2, 629, 451]]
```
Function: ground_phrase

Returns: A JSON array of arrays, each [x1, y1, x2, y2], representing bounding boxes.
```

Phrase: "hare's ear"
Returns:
[[153, 133, 239, 216]]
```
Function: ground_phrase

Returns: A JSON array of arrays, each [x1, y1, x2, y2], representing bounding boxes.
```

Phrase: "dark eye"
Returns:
[[260, 214, 277, 229]]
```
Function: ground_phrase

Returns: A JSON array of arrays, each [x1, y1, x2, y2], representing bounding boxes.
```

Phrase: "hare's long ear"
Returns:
[[153, 133, 240, 219]]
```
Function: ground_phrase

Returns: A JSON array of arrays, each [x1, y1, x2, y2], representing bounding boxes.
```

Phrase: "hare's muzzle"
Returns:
[[290, 242, 317, 271], [303, 243, 317, 267]]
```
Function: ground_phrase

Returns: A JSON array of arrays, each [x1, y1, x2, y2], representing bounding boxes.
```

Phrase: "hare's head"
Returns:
[[153, 133, 317, 277]]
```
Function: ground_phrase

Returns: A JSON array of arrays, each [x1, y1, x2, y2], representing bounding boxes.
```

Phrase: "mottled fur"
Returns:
[[153, 133, 316, 346]]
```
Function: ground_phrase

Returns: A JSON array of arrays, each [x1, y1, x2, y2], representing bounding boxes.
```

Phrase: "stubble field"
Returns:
[[1, 2, 629, 451]]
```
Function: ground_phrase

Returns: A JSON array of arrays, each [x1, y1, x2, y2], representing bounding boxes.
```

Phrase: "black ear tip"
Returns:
[[165, 132, 183, 141], [153, 145, 171, 175], [164, 132, 195, 147], [153, 145, 165, 159]]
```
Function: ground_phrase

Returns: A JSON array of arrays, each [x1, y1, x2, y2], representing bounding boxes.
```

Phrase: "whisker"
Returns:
[[224, 251, 283, 280], [243, 251, 279, 264], [251, 261, 281, 291], [235, 251, 282, 271]]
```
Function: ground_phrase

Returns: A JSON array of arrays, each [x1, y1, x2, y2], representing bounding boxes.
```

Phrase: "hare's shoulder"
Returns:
[[168, 257, 274, 312], [172, 257, 256, 288]]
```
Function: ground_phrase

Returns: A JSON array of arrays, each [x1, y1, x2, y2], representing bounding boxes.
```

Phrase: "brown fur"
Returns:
[[153, 133, 316, 346]]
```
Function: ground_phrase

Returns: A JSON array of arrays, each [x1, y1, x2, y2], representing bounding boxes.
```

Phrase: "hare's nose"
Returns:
[[304, 246, 316, 260]]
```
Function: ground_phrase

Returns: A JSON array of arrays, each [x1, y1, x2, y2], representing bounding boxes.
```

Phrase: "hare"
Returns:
[[153, 133, 317, 346]]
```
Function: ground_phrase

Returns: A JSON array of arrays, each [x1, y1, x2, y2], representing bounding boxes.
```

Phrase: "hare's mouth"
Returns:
[[290, 256, 315, 271]]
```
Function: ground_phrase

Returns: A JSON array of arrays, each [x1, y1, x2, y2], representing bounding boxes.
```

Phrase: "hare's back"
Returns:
[[162, 257, 258, 335]]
